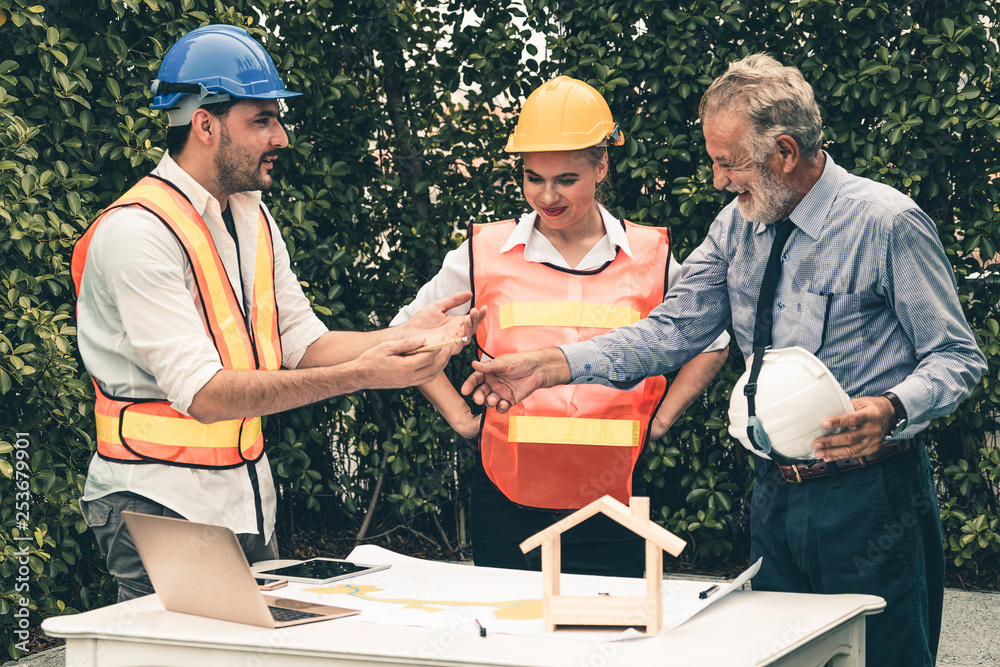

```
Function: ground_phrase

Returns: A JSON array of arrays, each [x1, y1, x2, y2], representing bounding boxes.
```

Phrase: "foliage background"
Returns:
[[2, 0, 1000, 656]]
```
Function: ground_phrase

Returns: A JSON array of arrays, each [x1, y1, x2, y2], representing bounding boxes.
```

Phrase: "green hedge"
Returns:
[[2, 0, 999, 657]]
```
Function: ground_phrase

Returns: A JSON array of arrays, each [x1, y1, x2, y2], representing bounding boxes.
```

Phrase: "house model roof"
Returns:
[[519, 494, 686, 557]]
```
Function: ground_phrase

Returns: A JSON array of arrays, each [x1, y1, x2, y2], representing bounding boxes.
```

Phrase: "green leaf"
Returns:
[[716, 493, 733, 512], [67, 191, 81, 215], [686, 488, 709, 502], [68, 43, 87, 70]]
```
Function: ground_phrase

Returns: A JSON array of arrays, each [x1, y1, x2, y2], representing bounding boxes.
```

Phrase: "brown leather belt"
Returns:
[[777, 439, 914, 484]]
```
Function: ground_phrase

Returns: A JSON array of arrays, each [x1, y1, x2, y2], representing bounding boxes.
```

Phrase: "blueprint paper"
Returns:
[[274, 544, 760, 642]]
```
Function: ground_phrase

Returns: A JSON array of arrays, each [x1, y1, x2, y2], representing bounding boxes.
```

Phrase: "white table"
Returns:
[[43, 584, 883, 666]]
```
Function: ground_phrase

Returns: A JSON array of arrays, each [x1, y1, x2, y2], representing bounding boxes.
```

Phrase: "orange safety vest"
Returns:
[[71, 175, 282, 469], [471, 218, 670, 509]]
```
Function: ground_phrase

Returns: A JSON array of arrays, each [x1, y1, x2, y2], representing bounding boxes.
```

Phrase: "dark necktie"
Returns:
[[745, 218, 795, 457], [752, 218, 795, 350]]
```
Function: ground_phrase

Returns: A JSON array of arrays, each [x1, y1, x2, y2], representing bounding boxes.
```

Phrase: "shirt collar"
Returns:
[[601, 206, 634, 258], [753, 151, 841, 240], [499, 205, 634, 257], [786, 151, 841, 240]]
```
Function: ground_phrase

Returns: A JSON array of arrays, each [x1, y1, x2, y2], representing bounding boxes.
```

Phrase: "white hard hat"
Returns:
[[728, 347, 854, 460]]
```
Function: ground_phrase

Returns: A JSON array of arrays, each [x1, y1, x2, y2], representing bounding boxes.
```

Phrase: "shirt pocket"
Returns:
[[796, 288, 878, 361]]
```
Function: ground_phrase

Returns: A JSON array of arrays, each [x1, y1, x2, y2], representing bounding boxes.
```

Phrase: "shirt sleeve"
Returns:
[[262, 207, 328, 369], [882, 208, 986, 424], [87, 210, 226, 414], [667, 251, 731, 354], [390, 240, 473, 327], [563, 218, 735, 388]]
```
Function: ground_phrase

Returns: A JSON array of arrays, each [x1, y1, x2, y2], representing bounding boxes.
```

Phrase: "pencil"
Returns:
[[401, 336, 470, 356]]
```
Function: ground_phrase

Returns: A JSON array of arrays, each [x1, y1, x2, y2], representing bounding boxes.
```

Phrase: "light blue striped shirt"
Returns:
[[563, 154, 986, 436]]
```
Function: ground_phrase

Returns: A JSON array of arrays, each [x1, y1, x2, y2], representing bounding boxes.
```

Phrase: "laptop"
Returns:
[[122, 511, 360, 628]]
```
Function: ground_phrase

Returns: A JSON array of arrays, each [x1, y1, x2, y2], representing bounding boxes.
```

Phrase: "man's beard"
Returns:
[[733, 163, 798, 224], [214, 124, 277, 194]]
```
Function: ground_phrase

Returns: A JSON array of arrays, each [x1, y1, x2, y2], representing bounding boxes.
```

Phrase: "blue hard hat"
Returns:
[[151, 25, 300, 116]]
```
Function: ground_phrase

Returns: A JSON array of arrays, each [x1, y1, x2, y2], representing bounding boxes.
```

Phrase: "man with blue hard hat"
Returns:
[[72, 24, 480, 601]]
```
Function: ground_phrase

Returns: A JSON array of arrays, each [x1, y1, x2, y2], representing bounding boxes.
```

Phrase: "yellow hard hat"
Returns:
[[504, 76, 624, 152]]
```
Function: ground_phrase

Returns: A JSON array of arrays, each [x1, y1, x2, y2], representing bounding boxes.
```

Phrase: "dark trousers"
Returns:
[[750, 443, 944, 666], [81, 492, 278, 603], [469, 465, 645, 578]]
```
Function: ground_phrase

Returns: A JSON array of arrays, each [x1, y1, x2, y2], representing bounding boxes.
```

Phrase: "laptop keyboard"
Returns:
[[268, 606, 324, 622]]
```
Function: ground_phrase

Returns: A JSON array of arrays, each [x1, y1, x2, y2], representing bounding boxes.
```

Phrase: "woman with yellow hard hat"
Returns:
[[392, 76, 729, 576]]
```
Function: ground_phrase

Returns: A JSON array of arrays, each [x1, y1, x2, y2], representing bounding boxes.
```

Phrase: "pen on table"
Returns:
[[698, 584, 719, 600], [401, 336, 470, 356], [259, 580, 288, 591], [475, 619, 486, 637]]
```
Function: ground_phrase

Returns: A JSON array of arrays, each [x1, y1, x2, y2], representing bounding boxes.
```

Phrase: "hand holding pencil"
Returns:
[[401, 336, 470, 356]]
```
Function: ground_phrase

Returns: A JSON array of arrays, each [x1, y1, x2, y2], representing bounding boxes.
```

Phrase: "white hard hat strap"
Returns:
[[165, 92, 232, 127]]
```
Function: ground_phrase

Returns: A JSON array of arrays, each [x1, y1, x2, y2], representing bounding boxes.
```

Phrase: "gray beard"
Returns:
[[735, 166, 797, 223]]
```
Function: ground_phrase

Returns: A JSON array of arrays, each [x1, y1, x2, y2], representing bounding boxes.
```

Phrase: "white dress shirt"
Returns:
[[391, 206, 731, 356], [77, 153, 328, 540]]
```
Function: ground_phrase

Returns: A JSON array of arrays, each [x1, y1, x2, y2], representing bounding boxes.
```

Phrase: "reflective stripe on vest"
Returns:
[[498, 302, 640, 330], [470, 218, 670, 510], [508, 415, 640, 447], [71, 175, 282, 468]]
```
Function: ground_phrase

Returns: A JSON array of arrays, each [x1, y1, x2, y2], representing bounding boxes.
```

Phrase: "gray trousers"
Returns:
[[81, 492, 278, 602]]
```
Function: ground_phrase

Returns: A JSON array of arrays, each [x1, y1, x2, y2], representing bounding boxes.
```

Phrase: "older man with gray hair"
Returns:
[[461, 53, 985, 665]]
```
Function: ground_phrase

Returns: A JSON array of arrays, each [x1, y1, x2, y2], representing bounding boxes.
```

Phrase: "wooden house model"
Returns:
[[519, 495, 686, 634]]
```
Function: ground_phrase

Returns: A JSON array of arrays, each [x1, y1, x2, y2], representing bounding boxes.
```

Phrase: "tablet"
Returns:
[[255, 558, 390, 584]]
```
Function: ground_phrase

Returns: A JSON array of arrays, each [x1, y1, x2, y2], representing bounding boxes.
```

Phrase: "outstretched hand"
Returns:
[[812, 395, 896, 462], [402, 291, 485, 346], [460, 348, 570, 413]]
